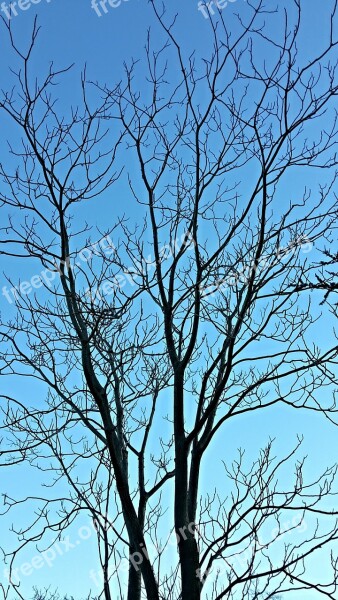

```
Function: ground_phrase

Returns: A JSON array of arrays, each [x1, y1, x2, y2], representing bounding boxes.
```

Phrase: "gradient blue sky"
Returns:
[[0, 1, 337, 599]]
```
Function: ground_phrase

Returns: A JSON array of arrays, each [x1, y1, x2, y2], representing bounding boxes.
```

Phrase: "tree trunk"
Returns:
[[127, 554, 142, 600], [104, 578, 112, 600], [81, 347, 159, 600], [174, 375, 201, 600], [105, 439, 159, 600]]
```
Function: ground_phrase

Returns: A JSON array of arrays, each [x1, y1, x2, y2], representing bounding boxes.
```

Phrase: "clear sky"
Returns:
[[0, 1, 337, 599]]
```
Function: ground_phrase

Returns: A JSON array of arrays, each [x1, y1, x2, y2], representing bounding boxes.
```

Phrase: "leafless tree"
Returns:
[[1, 2, 338, 599]]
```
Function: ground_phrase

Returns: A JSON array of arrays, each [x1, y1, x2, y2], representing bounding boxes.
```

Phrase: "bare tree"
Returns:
[[1, 2, 338, 599]]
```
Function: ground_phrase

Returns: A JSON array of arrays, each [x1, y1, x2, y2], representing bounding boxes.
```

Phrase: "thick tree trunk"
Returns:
[[104, 578, 112, 600], [127, 495, 145, 600], [178, 532, 201, 600], [127, 554, 142, 600], [174, 375, 201, 600], [105, 437, 159, 600], [79, 346, 159, 600]]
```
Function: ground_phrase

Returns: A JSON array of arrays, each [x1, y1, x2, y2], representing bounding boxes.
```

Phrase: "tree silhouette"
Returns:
[[1, 2, 338, 599]]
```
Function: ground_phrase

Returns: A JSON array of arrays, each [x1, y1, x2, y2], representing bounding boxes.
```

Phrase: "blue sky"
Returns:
[[0, 0, 337, 599]]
